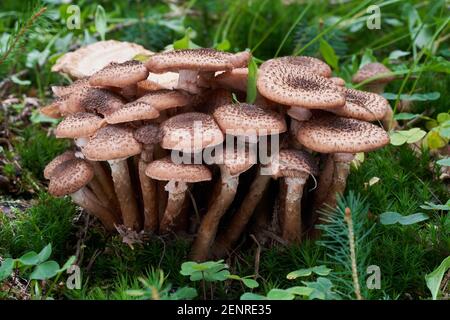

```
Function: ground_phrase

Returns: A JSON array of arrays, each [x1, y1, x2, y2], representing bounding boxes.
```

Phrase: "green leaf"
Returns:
[[380, 211, 429, 225], [240, 292, 266, 300], [11, 75, 31, 86], [420, 201, 450, 211], [242, 278, 259, 289], [426, 130, 447, 150], [425, 256, 450, 300], [180, 260, 230, 282], [383, 92, 440, 101], [169, 287, 197, 300], [18, 251, 40, 266], [286, 265, 331, 280], [246, 56, 258, 104], [37, 244, 52, 264], [0, 258, 15, 281], [126, 289, 145, 297], [436, 158, 450, 167], [437, 113, 450, 124], [389, 128, 426, 146], [393, 113, 419, 121], [319, 39, 338, 70], [286, 286, 314, 297], [30, 109, 59, 124], [360, 48, 376, 68], [215, 39, 230, 51], [302, 277, 339, 300], [266, 289, 295, 300], [29, 261, 60, 280], [173, 28, 200, 50], [59, 256, 76, 272], [95, 5, 107, 41], [388, 50, 410, 60]]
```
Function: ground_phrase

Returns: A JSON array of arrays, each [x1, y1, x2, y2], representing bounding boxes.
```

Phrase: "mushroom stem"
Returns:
[[108, 159, 141, 230], [281, 176, 306, 243], [138, 145, 158, 232], [322, 153, 354, 210], [178, 70, 200, 94], [213, 169, 271, 257], [312, 154, 335, 212], [71, 188, 119, 231], [89, 161, 121, 219], [190, 167, 239, 261], [159, 180, 188, 234], [287, 106, 312, 121]]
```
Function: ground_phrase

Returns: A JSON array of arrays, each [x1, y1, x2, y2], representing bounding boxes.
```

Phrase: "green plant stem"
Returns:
[[344, 207, 362, 300]]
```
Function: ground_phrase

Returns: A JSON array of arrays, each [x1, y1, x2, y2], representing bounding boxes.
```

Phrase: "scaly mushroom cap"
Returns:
[[137, 72, 179, 94], [269, 149, 318, 178], [213, 68, 248, 92], [352, 62, 395, 84], [145, 49, 251, 73], [137, 90, 192, 111], [66, 87, 125, 116], [216, 148, 254, 176], [257, 58, 345, 109], [55, 112, 106, 138], [212, 103, 287, 136], [330, 88, 389, 121], [160, 112, 224, 153], [105, 101, 160, 124], [275, 56, 332, 78], [44, 151, 76, 180], [330, 77, 346, 87], [145, 156, 212, 183], [40, 100, 62, 119], [296, 113, 390, 153], [82, 125, 142, 161], [52, 40, 153, 79], [52, 78, 90, 97], [89, 60, 149, 88], [134, 124, 161, 145], [48, 159, 94, 196]]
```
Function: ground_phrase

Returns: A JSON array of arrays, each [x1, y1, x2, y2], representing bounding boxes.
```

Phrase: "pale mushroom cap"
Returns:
[[137, 90, 192, 111], [138, 71, 179, 93], [257, 58, 345, 109], [52, 40, 153, 79], [352, 62, 395, 84], [212, 103, 287, 136], [44, 150, 76, 180], [213, 68, 248, 92], [276, 56, 332, 78], [160, 112, 224, 153], [296, 113, 390, 153], [105, 101, 160, 124], [48, 158, 94, 196], [145, 156, 212, 183], [40, 101, 62, 119], [82, 125, 142, 161], [330, 88, 389, 121], [145, 49, 250, 73], [52, 78, 90, 98], [269, 149, 318, 178], [134, 124, 161, 145], [215, 148, 254, 176], [89, 60, 149, 88], [55, 112, 106, 138]]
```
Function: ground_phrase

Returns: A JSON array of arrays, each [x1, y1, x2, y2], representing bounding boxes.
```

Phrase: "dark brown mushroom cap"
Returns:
[[330, 88, 389, 121], [352, 62, 395, 84], [134, 124, 162, 145], [160, 112, 224, 153], [212, 103, 287, 136], [296, 113, 390, 153], [52, 78, 90, 98], [137, 90, 192, 111], [275, 56, 332, 78], [145, 49, 251, 73], [89, 60, 149, 88], [64, 87, 125, 116], [215, 148, 254, 176], [55, 112, 106, 138], [213, 68, 248, 92], [269, 149, 318, 178], [82, 125, 142, 161], [105, 101, 159, 124], [48, 158, 94, 196], [44, 151, 76, 180], [257, 58, 345, 109], [145, 156, 212, 183]]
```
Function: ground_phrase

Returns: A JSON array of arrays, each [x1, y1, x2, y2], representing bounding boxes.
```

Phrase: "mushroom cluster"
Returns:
[[43, 45, 390, 261]]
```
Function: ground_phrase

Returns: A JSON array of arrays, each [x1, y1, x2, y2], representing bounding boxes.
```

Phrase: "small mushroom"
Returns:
[[274, 56, 332, 78], [46, 158, 119, 230], [145, 157, 212, 234], [55, 112, 107, 147], [137, 89, 193, 111], [212, 68, 248, 92], [82, 125, 143, 230], [190, 148, 253, 261], [89, 60, 149, 88], [145, 48, 251, 94], [133, 124, 162, 232], [105, 101, 160, 124]]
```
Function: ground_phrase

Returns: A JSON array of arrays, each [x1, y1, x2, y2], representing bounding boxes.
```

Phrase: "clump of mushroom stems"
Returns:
[[138, 145, 158, 231]]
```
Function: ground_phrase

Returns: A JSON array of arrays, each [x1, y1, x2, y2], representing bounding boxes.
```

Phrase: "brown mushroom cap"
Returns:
[[89, 60, 149, 88], [145, 156, 212, 183], [82, 125, 142, 161], [40, 100, 62, 119], [257, 58, 345, 109], [55, 112, 106, 138], [48, 158, 94, 196], [212, 103, 287, 136], [44, 151, 76, 180], [213, 68, 248, 92], [133, 124, 161, 145], [330, 88, 389, 121], [296, 113, 390, 153], [275, 56, 332, 78], [352, 62, 395, 84], [52, 78, 90, 98], [105, 101, 160, 124], [137, 90, 192, 111], [160, 112, 224, 153], [329, 77, 346, 87], [145, 49, 251, 73], [137, 72, 179, 94], [215, 148, 254, 176], [52, 40, 153, 79], [67, 87, 125, 116], [269, 149, 318, 178]]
